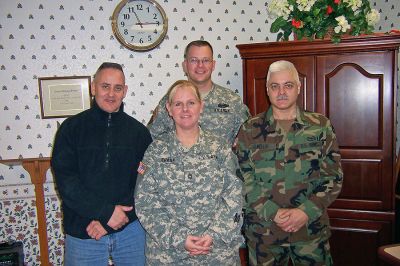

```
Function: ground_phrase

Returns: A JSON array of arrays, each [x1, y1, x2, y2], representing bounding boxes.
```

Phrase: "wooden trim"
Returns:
[[396, 148, 400, 187], [0, 158, 51, 266], [236, 33, 400, 59]]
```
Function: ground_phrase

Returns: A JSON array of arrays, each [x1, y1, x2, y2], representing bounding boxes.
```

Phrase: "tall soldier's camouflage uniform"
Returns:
[[148, 83, 250, 145], [135, 129, 243, 266], [237, 107, 343, 266]]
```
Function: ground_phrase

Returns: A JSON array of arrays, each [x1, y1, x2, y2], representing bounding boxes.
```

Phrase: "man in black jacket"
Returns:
[[51, 62, 152, 265]]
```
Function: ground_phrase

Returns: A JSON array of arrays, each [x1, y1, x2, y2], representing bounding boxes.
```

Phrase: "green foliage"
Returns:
[[268, 0, 380, 43]]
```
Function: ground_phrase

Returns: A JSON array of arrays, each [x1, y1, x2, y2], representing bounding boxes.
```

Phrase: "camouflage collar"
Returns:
[[167, 127, 207, 155], [263, 106, 308, 128]]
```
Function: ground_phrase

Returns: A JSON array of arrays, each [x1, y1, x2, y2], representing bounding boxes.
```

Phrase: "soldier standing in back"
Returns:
[[148, 40, 250, 145], [237, 60, 343, 266]]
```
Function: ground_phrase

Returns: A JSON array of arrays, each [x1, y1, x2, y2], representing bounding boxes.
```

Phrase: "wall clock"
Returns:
[[111, 0, 168, 51]]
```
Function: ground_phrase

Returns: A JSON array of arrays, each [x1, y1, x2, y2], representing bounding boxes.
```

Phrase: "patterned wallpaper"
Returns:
[[0, 0, 399, 265], [0, 0, 272, 160]]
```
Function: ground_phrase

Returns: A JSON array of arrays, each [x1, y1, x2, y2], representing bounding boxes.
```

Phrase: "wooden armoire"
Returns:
[[236, 34, 400, 266]]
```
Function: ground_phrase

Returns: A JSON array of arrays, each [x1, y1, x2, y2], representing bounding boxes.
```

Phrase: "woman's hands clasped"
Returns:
[[184, 234, 213, 256]]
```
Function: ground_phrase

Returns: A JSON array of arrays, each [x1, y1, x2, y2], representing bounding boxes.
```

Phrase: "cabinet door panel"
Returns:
[[316, 52, 395, 210], [326, 64, 381, 147], [329, 217, 393, 266], [331, 158, 384, 210], [243, 57, 314, 115], [316, 52, 393, 149]]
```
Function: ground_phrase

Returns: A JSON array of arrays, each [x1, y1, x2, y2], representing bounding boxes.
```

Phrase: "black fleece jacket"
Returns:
[[51, 101, 152, 239]]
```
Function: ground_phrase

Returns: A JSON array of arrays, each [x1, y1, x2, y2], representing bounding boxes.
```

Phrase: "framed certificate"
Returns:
[[38, 76, 91, 118]]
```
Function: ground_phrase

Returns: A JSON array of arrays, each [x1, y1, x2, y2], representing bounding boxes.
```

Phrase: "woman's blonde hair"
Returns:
[[166, 80, 202, 104]]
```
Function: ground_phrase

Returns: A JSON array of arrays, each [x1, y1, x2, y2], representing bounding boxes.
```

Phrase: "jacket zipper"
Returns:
[[105, 113, 112, 169]]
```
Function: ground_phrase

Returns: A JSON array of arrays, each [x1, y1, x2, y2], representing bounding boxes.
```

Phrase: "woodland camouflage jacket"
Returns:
[[237, 107, 343, 244]]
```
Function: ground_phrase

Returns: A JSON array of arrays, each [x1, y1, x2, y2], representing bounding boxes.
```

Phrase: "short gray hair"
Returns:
[[266, 60, 300, 86]]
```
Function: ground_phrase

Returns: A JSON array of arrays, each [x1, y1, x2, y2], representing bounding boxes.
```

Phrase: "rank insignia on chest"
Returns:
[[137, 161, 146, 175], [214, 103, 231, 113]]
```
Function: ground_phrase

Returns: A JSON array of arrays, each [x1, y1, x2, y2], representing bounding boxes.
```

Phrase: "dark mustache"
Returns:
[[277, 95, 288, 100]]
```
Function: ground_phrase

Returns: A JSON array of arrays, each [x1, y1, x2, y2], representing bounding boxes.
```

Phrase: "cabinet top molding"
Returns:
[[236, 34, 400, 58]]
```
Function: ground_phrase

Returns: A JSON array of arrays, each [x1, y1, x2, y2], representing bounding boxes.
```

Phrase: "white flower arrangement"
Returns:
[[268, 0, 380, 43]]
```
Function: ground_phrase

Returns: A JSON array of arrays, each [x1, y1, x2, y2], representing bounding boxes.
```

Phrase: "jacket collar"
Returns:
[[262, 106, 307, 131], [166, 127, 208, 155], [91, 100, 125, 122]]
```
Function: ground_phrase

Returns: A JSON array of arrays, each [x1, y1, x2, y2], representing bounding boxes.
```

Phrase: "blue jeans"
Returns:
[[64, 219, 145, 266]]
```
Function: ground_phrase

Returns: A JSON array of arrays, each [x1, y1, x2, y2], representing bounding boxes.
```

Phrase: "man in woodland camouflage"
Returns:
[[237, 60, 343, 266]]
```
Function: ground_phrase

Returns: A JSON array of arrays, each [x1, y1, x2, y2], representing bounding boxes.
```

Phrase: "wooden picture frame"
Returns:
[[38, 76, 91, 118]]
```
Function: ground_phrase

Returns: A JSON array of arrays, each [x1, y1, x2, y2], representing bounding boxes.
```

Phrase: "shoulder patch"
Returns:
[[137, 161, 146, 175]]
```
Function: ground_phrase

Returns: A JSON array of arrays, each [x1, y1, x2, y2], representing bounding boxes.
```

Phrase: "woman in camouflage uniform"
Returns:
[[135, 80, 243, 265]]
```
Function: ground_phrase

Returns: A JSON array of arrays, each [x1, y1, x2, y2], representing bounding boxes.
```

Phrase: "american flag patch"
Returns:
[[137, 161, 146, 175]]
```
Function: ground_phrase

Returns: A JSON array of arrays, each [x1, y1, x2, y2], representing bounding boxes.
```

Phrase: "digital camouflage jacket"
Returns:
[[135, 129, 243, 265]]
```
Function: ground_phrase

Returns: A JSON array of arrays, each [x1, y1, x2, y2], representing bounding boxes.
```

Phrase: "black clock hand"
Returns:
[[139, 22, 159, 25], [132, 10, 143, 28]]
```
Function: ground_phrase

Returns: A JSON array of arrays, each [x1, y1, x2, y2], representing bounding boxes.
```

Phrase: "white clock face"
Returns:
[[112, 0, 168, 51]]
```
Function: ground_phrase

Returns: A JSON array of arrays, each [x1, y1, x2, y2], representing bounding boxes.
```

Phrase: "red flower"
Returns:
[[326, 5, 333, 14], [291, 19, 303, 29], [334, 0, 340, 4]]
